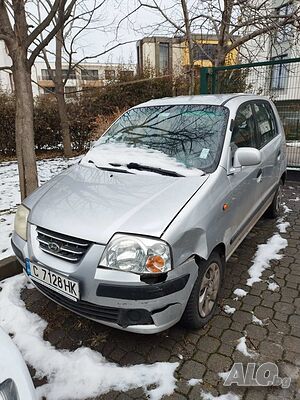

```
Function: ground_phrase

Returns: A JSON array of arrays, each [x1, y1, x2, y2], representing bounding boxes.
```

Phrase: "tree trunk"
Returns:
[[181, 0, 195, 95], [55, 86, 72, 158], [55, 24, 73, 158], [13, 49, 38, 200]]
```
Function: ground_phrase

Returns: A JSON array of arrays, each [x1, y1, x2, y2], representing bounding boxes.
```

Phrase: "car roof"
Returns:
[[134, 94, 269, 108]]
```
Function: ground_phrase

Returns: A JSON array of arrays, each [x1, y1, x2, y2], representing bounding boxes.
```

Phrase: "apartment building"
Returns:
[[0, 41, 135, 97], [136, 34, 237, 77]]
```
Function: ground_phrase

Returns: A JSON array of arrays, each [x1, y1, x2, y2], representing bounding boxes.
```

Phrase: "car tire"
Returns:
[[180, 251, 224, 329], [266, 180, 283, 219]]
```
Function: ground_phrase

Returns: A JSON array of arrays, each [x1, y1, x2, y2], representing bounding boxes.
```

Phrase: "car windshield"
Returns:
[[85, 104, 229, 175]]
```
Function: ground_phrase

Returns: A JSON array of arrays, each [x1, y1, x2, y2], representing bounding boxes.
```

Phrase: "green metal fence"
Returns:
[[199, 58, 300, 168]]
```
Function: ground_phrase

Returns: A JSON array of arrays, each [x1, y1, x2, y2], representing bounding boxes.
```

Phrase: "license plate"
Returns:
[[27, 262, 80, 301]]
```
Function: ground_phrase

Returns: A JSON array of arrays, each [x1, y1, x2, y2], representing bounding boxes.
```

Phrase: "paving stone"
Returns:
[[206, 353, 232, 372], [179, 360, 206, 380]]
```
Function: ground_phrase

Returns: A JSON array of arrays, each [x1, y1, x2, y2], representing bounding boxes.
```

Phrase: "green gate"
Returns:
[[199, 58, 300, 168]]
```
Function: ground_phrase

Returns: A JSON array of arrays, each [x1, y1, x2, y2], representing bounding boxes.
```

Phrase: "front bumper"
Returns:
[[12, 231, 199, 334]]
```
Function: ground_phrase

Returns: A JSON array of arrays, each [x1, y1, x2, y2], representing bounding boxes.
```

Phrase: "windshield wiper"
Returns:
[[87, 160, 134, 174], [126, 162, 184, 177]]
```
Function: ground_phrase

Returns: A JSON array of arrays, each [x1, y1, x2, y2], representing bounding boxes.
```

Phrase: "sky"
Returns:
[[60, 0, 166, 65]]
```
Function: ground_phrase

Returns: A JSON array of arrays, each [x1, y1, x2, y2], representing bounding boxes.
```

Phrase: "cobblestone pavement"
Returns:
[[21, 182, 300, 400]]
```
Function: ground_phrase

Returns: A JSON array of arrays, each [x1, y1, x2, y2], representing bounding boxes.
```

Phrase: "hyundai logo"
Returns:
[[48, 242, 60, 253]]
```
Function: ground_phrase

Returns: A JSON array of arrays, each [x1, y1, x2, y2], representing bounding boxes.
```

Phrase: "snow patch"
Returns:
[[233, 288, 248, 299], [282, 203, 292, 213], [268, 282, 280, 291], [218, 371, 231, 381], [236, 336, 258, 359], [201, 391, 240, 400], [252, 314, 265, 326], [276, 220, 290, 233], [188, 378, 203, 386], [81, 143, 204, 177], [0, 213, 15, 260], [0, 275, 178, 400], [223, 305, 236, 315], [246, 233, 288, 287]]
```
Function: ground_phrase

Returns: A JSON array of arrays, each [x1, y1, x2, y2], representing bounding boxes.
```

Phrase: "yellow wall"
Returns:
[[183, 39, 237, 67]]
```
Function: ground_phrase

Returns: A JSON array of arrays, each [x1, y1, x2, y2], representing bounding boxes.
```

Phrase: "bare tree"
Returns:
[[0, 0, 76, 199], [136, 0, 300, 91]]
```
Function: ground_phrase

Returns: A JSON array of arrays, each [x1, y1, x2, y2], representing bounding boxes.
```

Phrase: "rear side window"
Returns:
[[253, 103, 277, 148], [231, 103, 257, 149]]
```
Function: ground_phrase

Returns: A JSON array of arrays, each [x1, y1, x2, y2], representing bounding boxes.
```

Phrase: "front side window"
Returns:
[[253, 103, 277, 147], [92, 105, 229, 173], [231, 103, 257, 149]]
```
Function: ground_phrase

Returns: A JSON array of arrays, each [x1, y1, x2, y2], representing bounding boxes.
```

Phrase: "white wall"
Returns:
[[0, 41, 13, 92]]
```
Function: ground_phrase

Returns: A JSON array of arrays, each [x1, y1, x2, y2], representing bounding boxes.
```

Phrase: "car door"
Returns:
[[252, 101, 282, 202], [227, 102, 262, 254]]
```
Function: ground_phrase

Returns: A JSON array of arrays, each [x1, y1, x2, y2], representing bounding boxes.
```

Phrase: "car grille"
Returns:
[[36, 226, 91, 263], [34, 282, 120, 323]]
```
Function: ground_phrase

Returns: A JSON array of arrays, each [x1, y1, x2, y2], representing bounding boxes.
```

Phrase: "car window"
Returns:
[[253, 102, 277, 148], [93, 105, 229, 173], [231, 103, 257, 149]]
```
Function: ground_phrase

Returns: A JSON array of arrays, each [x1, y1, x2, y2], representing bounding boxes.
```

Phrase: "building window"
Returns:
[[43, 87, 55, 95], [41, 69, 76, 80], [270, 54, 289, 90], [119, 70, 134, 80], [63, 69, 76, 80], [81, 69, 99, 80], [275, 2, 294, 43], [105, 69, 116, 80], [193, 44, 218, 61], [159, 42, 170, 73], [41, 69, 52, 80], [64, 86, 77, 98]]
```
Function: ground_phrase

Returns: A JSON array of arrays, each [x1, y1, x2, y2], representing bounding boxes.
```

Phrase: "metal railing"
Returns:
[[199, 58, 300, 168]]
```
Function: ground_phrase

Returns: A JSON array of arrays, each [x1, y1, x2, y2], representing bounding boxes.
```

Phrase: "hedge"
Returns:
[[0, 75, 189, 157]]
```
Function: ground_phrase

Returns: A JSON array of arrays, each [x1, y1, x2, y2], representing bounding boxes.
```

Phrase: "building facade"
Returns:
[[0, 41, 135, 97], [136, 35, 238, 77]]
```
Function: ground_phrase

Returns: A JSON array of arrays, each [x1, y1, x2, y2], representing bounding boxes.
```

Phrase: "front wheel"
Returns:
[[266, 180, 283, 219], [180, 251, 224, 329]]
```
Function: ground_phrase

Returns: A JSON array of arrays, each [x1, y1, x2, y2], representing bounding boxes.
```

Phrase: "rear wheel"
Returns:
[[266, 180, 283, 219], [181, 251, 224, 329]]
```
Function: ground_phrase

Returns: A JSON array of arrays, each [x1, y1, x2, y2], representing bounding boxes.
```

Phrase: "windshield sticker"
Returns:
[[200, 148, 210, 159]]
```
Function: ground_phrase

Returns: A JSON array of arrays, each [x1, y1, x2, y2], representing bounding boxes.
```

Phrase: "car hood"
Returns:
[[27, 164, 209, 244]]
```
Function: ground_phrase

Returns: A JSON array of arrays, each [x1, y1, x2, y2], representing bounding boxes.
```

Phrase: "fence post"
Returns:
[[211, 68, 216, 94], [200, 67, 209, 94]]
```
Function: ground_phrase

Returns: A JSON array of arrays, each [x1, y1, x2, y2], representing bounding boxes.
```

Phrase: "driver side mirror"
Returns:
[[233, 147, 261, 168]]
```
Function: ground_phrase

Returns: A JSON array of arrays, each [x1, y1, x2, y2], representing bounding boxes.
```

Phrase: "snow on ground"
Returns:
[[282, 203, 292, 213], [0, 213, 15, 259], [0, 275, 178, 400], [223, 305, 236, 315], [218, 371, 231, 381], [252, 314, 265, 326], [268, 281, 280, 291], [276, 218, 290, 233], [0, 157, 80, 260], [246, 233, 288, 287], [233, 288, 248, 299], [236, 336, 258, 359], [201, 392, 240, 400], [188, 378, 203, 386]]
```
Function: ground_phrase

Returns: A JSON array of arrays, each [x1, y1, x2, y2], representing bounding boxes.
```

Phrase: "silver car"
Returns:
[[12, 94, 286, 334]]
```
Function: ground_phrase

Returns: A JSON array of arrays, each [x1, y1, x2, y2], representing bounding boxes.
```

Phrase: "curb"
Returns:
[[0, 256, 22, 280], [287, 169, 300, 182]]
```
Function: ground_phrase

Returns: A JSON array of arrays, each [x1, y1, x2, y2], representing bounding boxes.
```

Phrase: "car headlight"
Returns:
[[14, 204, 29, 241], [99, 234, 172, 274], [0, 378, 19, 400]]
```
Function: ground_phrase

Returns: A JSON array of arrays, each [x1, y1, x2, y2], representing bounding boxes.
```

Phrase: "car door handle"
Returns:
[[256, 168, 263, 183]]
